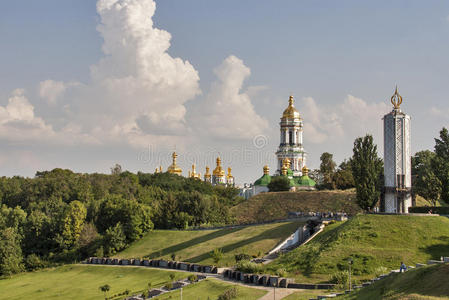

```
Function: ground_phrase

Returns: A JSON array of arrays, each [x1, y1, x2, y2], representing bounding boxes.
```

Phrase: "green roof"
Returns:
[[254, 174, 271, 186], [296, 175, 316, 187]]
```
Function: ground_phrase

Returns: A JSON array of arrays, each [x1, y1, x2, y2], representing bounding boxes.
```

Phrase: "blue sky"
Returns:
[[1, 0, 449, 183]]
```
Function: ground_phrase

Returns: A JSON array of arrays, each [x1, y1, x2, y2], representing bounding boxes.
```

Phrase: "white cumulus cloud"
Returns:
[[194, 55, 269, 139], [300, 94, 389, 145]]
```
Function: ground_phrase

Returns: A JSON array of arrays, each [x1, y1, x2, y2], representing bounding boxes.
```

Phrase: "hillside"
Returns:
[[232, 190, 361, 224], [0, 265, 265, 300], [343, 263, 449, 300], [0, 265, 189, 300], [266, 214, 449, 283], [116, 221, 304, 267]]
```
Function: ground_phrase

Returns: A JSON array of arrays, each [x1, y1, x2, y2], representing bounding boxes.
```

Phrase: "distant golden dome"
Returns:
[[167, 152, 182, 175], [263, 165, 270, 175], [213, 157, 225, 177], [282, 95, 301, 119]]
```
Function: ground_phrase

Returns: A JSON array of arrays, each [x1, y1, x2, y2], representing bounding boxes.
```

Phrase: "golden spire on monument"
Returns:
[[391, 86, 403, 110], [282, 95, 301, 119]]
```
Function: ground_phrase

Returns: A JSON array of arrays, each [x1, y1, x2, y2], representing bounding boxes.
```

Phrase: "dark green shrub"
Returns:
[[234, 253, 251, 262], [217, 287, 238, 300], [188, 274, 198, 282], [409, 206, 449, 214], [24, 254, 48, 271]]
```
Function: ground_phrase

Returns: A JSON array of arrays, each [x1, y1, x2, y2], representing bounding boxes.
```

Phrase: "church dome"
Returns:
[[213, 157, 225, 177], [282, 96, 300, 119]]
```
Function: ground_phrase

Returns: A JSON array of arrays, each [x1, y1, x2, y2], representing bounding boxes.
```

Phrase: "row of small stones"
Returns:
[[86, 257, 218, 274], [310, 260, 449, 300]]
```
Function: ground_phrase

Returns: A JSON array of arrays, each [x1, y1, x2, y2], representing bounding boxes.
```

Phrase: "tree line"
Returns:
[[268, 128, 449, 211], [0, 169, 242, 276]]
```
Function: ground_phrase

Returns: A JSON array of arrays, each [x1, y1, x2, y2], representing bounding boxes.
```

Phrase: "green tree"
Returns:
[[62, 200, 87, 248], [96, 195, 153, 242], [103, 223, 126, 255], [0, 227, 24, 276], [351, 135, 383, 211], [169, 273, 175, 281], [333, 160, 355, 190], [211, 248, 224, 265], [99, 284, 110, 299], [319, 152, 337, 189], [433, 128, 449, 203], [267, 176, 290, 192], [412, 150, 441, 205]]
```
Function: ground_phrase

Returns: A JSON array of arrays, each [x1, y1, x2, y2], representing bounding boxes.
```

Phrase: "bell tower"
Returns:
[[383, 87, 412, 213], [275, 95, 307, 176]]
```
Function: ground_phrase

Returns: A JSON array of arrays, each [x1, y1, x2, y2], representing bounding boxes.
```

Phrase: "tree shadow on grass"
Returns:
[[420, 235, 449, 260], [144, 227, 244, 259], [185, 222, 300, 263]]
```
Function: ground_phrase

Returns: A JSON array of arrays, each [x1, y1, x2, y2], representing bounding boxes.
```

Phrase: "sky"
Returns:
[[1, 0, 449, 184]]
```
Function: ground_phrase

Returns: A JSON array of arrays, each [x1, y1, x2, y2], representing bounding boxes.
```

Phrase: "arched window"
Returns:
[[289, 131, 293, 145]]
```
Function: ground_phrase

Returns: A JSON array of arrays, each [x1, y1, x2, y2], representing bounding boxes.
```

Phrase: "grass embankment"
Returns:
[[342, 263, 449, 300], [231, 190, 361, 224], [0, 265, 191, 300], [117, 221, 303, 267], [267, 214, 449, 283], [157, 278, 267, 300]]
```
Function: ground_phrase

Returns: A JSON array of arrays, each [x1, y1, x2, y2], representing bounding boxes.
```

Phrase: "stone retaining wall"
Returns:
[[85, 257, 217, 274], [222, 268, 334, 289]]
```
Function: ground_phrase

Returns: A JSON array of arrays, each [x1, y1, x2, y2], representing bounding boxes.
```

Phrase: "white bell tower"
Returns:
[[276, 96, 306, 176]]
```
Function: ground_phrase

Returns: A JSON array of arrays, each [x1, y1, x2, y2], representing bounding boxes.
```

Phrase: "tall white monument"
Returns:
[[383, 87, 412, 213]]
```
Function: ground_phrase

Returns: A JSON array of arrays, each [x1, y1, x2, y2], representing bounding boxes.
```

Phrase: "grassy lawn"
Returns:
[[116, 221, 304, 267], [282, 290, 335, 300], [0, 265, 191, 300], [157, 278, 267, 300], [342, 264, 449, 300], [266, 214, 449, 283], [231, 190, 361, 224]]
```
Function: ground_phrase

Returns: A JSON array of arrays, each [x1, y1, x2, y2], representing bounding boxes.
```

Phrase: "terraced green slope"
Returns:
[[232, 190, 361, 224], [267, 215, 449, 282], [116, 221, 304, 267], [342, 264, 449, 300]]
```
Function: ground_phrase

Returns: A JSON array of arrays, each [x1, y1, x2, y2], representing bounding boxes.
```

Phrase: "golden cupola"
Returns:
[[213, 157, 225, 177], [263, 165, 270, 175], [167, 152, 182, 175], [282, 95, 301, 120], [227, 167, 233, 180], [302, 165, 309, 176], [189, 164, 201, 179], [204, 166, 211, 179]]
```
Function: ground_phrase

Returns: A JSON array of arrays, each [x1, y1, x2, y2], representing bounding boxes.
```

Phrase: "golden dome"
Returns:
[[263, 165, 270, 175], [213, 157, 225, 177], [227, 167, 233, 179], [302, 165, 309, 176], [204, 166, 211, 178], [282, 95, 301, 119], [189, 164, 200, 179], [167, 152, 182, 175]]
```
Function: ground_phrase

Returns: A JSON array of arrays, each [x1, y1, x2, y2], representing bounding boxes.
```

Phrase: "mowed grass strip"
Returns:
[[231, 190, 361, 224], [0, 265, 191, 300], [116, 221, 304, 266], [342, 264, 449, 300], [157, 278, 267, 300], [267, 215, 449, 282]]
